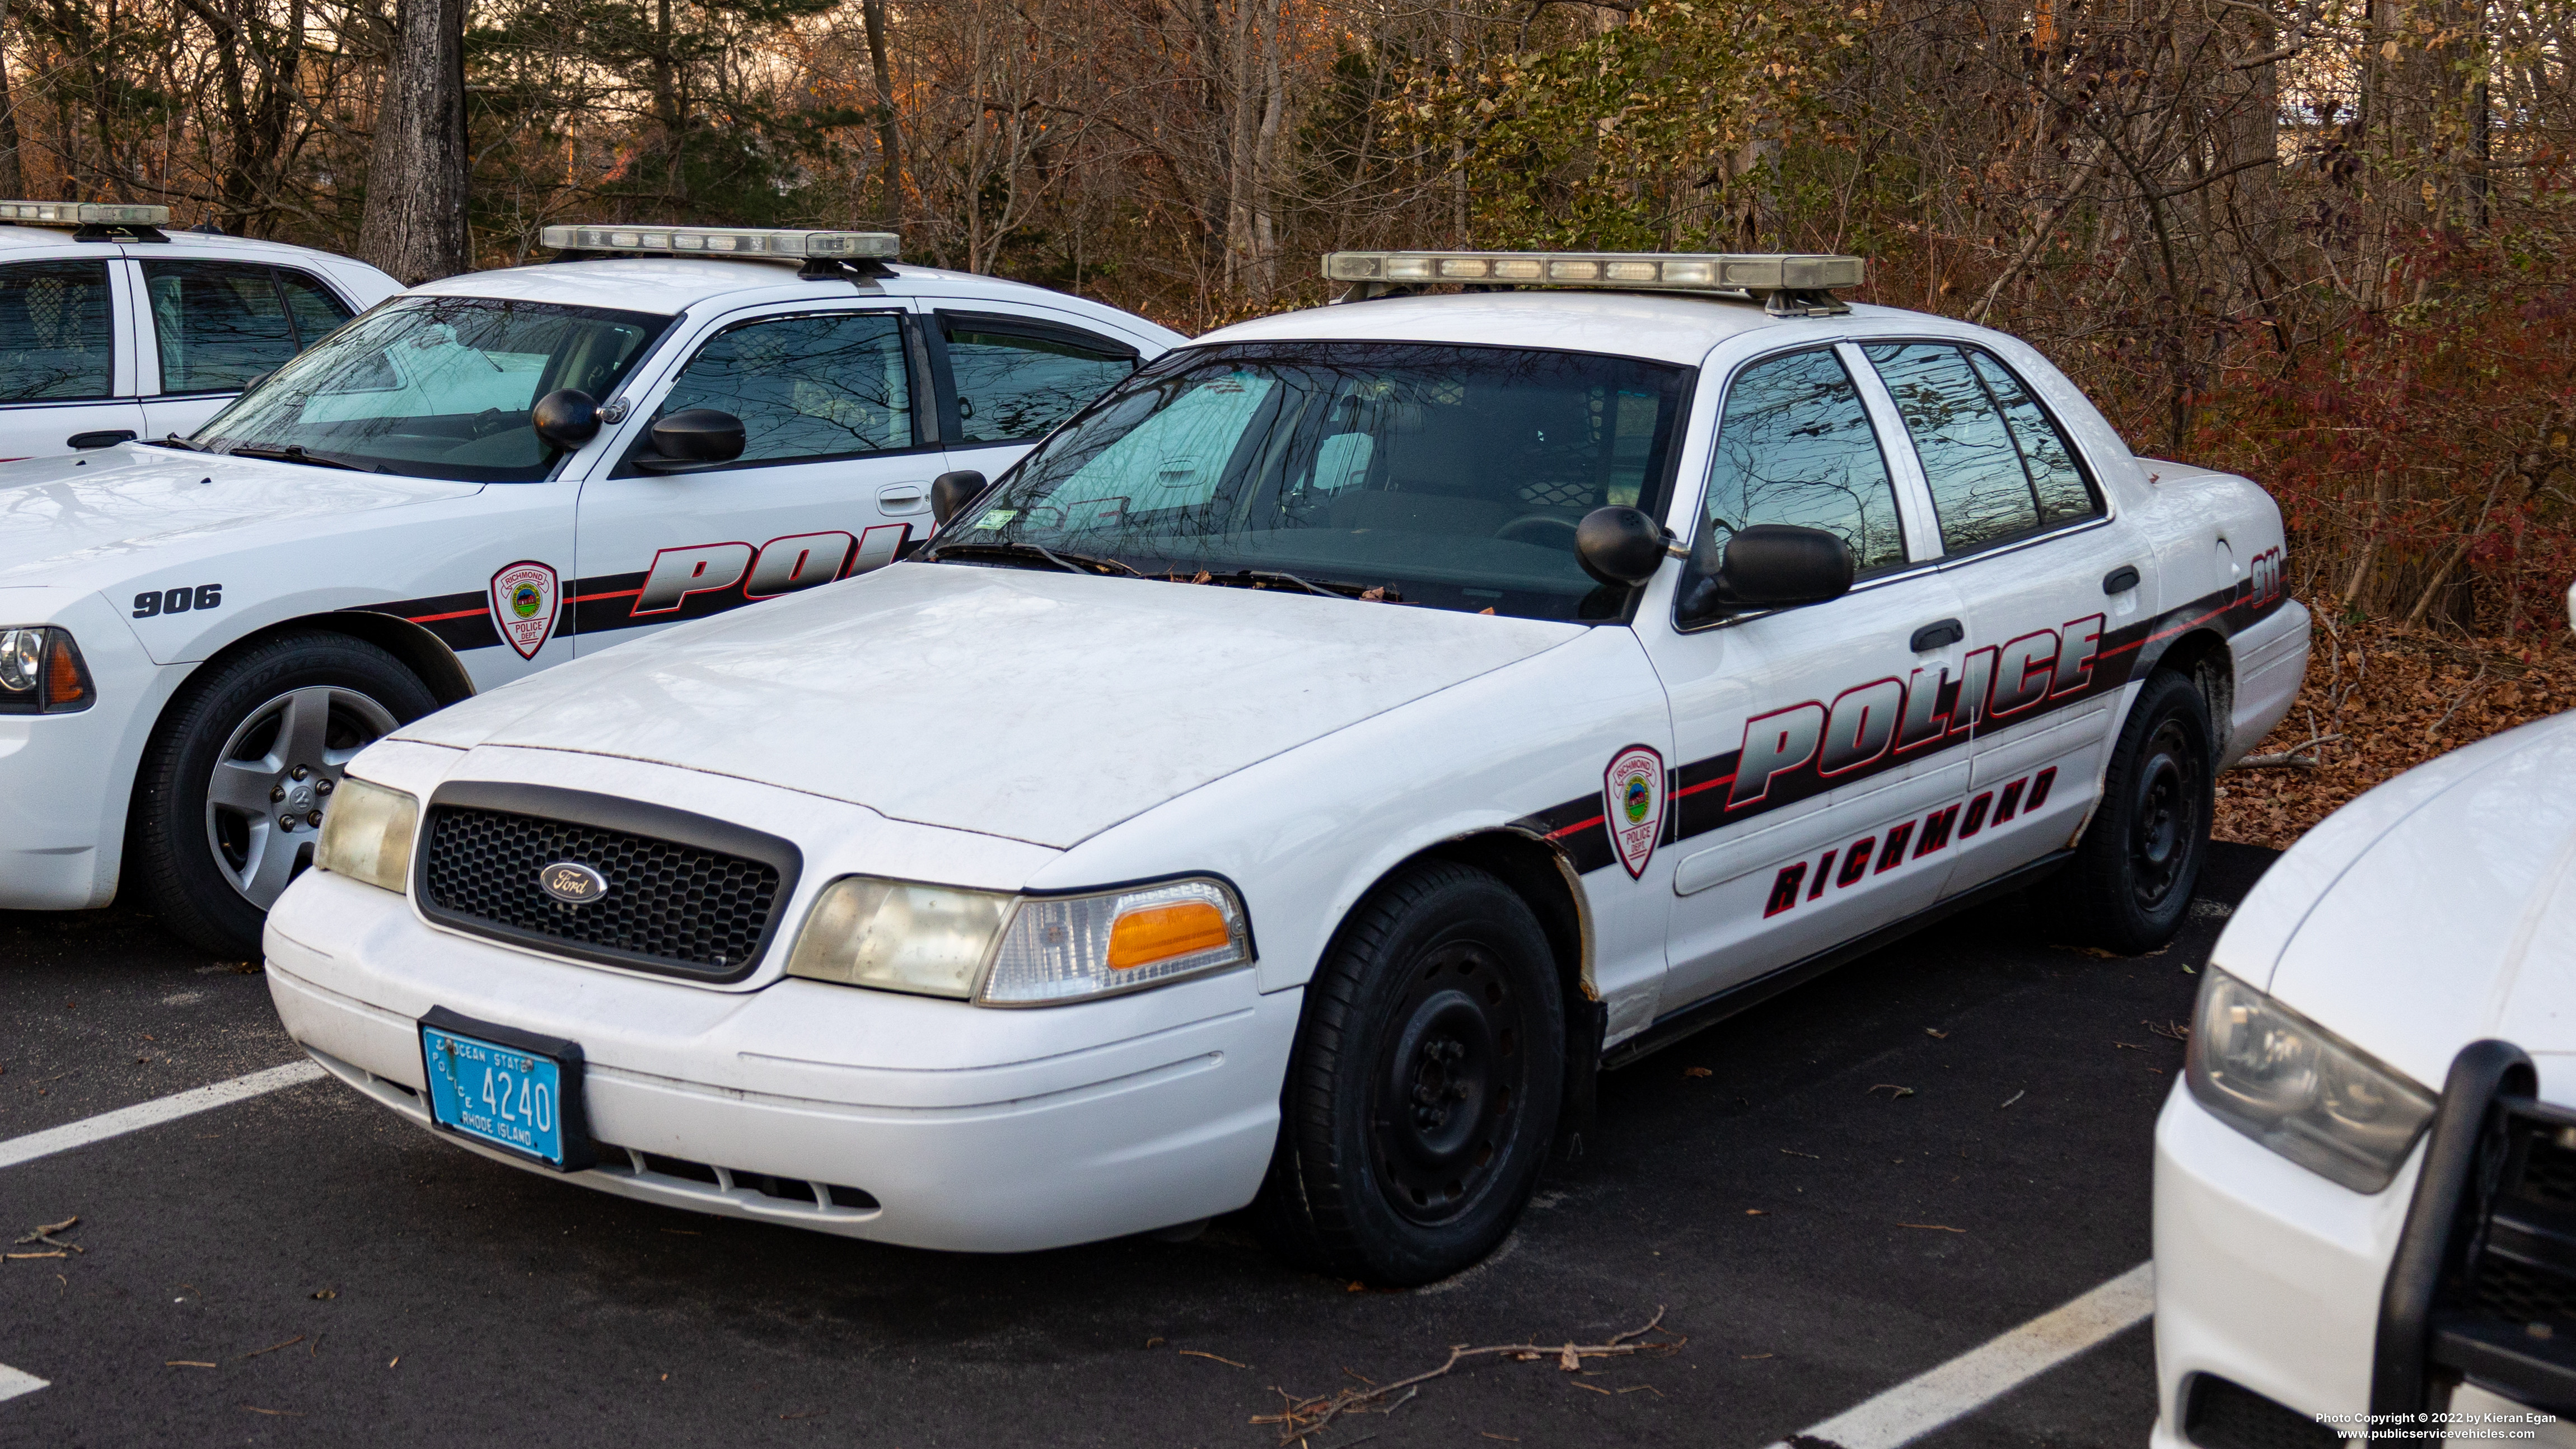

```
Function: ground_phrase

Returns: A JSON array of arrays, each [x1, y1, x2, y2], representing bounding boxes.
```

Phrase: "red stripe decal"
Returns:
[[572, 588, 646, 604], [1674, 772, 1737, 800], [405, 606, 489, 623], [1546, 814, 1604, 840]]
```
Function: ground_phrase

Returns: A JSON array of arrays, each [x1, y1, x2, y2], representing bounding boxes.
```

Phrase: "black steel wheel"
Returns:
[[1255, 861, 1564, 1286], [2063, 667, 2213, 953]]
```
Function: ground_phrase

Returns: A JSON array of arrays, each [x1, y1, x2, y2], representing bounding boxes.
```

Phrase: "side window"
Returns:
[[648, 311, 913, 469], [939, 312, 1137, 445], [144, 261, 300, 394], [1966, 350, 2100, 528], [275, 269, 355, 347], [1862, 342, 2098, 554], [0, 260, 113, 401], [1679, 347, 1904, 625]]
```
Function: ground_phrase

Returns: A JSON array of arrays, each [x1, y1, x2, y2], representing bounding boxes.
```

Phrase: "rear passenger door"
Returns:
[[137, 259, 355, 442], [1855, 340, 2150, 890], [1642, 343, 1974, 1014], [0, 257, 144, 460], [925, 306, 1141, 484], [572, 302, 940, 654]]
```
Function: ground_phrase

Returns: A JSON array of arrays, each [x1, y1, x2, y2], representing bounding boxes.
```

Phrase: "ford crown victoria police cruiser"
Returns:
[[0, 202, 398, 461], [2150, 593, 2576, 1449], [263, 249, 2311, 1285], [0, 223, 1181, 955]]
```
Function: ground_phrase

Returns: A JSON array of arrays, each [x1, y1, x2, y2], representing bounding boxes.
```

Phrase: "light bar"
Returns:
[[1323, 250, 1862, 294], [537, 224, 899, 260], [0, 200, 170, 226]]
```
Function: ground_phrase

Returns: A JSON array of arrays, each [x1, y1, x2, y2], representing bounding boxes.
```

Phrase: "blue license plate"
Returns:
[[420, 1021, 572, 1166]]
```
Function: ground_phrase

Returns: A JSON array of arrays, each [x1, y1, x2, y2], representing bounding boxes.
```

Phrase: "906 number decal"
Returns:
[[133, 583, 222, 618]]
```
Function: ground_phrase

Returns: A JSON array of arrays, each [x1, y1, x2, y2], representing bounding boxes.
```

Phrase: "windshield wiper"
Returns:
[[153, 433, 200, 451], [225, 443, 374, 473], [929, 540, 1143, 578]]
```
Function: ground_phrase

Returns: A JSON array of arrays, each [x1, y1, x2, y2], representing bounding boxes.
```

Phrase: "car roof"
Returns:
[[1193, 289, 1944, 366], [0, 224, 364, 267], [407, 256, 1188, 342]]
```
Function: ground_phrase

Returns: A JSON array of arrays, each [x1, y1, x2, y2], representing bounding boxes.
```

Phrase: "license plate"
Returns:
[[417, 1009, 591, 1170]]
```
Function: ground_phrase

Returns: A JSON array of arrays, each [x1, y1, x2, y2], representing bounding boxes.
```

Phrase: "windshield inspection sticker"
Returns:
[[1603, 745, 1666, 879], [488, 561, 560, 661]]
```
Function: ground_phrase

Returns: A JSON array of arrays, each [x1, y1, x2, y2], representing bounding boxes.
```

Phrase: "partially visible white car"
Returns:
[[2154, 690, 2576, 1445], [0, 202, 399, 460]]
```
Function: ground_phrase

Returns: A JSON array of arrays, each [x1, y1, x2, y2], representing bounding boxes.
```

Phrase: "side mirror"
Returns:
[[1575, 506, 1673, 587], [931, 470, 988, 527], [531, 389, 600, 451], [633, 408, 746, 474], [1713, 523, 1855, 608]]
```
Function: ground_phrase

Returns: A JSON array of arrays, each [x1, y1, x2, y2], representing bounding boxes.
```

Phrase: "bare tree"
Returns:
[[357, 0, 467, 281]]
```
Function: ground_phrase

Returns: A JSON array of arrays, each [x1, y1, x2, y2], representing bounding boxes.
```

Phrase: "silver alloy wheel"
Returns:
[[203, 686, 400, 908]]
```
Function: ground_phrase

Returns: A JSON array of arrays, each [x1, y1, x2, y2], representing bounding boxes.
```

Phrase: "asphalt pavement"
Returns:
[[0, 844, 2276, 1448]]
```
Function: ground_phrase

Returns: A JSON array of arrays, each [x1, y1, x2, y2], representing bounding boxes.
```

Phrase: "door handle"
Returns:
[[67, 429, 135, 450], [876, 482, 930, 515], [2103, 565, 2140, 595], [1910, 618, 1963, 652]]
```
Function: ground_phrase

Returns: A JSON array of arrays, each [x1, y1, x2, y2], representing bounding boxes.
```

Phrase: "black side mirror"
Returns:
[[1575, 506, 1673, 587], [633, 408, 747, 474], [931, 470, 988, 527], [1712, 523, 1855, 608], [531, 389, 599, 451]]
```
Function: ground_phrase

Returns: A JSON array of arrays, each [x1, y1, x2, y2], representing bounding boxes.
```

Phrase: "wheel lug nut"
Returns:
[[315, 778, 334, 796], [277, 814, 297, 831], [289, 765, 309, 781], [307, 810, 324, 827], [269, 784, 285, 802]]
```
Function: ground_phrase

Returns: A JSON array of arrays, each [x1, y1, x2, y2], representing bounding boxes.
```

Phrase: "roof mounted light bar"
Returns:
[[540, 225, 896, 260], [1323, 250, 1863, 315], [0, 200, 174, 242]]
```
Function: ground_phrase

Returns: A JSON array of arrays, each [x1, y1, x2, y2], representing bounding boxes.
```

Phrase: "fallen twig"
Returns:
[[1179, 1349, 1247, 1368], [241, 1335, 305, 1359], [14, 1217, 82, 1254], [1250, 1307, 1684, 1443], [1897, 1222, 1968, 1233]]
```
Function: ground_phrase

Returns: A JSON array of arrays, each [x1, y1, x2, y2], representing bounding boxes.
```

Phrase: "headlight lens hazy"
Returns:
[[784, 875, 1252, 1004], [312, 777, 418, 893], [2186, 966, 2437, 1193]]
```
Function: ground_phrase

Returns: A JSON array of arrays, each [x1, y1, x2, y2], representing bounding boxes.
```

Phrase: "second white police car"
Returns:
[[265, 249, 2311, 1284], [0, 224, 1181, 953]]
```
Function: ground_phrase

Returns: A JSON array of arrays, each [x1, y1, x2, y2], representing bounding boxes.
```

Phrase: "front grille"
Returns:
[[418, 803, 786, 978], [2182, 1375, 2342, 1449], [592, 1143, 881, 1213], [2424, 1091, 2576, 1414]]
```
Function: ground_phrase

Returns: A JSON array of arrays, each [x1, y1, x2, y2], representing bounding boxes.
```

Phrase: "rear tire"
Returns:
[[130, 631, 434, 958], [1254, 861, 1564, 1286], [2063, 669, 2213, 954]]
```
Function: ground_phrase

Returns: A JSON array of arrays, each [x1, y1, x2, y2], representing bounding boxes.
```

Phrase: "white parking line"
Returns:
[[0, 1059, 325, 1171], [1761, 1261, 2155, 1449], [0, 1363, 47, 1404]]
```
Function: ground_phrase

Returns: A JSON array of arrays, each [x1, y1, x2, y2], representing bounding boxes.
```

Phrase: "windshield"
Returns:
[[933, 342, 1693, 622], [185, 296, 675, 481]]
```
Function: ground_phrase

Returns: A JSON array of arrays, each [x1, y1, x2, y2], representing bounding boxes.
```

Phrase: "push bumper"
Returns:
[[264, 869, 1297, 1252]]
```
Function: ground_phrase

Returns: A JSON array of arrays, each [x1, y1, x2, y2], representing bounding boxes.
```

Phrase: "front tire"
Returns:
[[2063, 668, 2213, 953], [1254, 861, 1565, 1286], [130, 631, 435, 957]]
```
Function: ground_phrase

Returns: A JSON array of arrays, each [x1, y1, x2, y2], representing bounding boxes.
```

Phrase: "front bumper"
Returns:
[[2151, 1078, 2420, 1446], [0, 590, 175, 909], [265, 868, 1297, 1252]]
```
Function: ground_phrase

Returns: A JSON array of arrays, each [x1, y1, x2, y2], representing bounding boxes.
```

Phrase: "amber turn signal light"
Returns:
[[44, 637, 83, 707], [1106, 901, 1233, 970]]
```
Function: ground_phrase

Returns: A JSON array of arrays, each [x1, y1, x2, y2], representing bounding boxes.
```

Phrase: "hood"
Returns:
[[2238, 711, 2576, 1092], [0, 447, 481, 587], [397, 563, 1584, 848]]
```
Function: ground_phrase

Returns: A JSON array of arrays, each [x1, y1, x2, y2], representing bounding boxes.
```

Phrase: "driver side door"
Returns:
[[573, 302, 942, 654]]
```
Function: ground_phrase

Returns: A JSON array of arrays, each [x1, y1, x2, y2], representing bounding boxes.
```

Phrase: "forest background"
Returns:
[[3, 0, 2572, 835]]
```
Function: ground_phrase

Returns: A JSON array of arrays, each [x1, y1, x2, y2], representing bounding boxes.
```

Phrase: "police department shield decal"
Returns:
[[488, 560, 560, 661], [1603, 744, 1666, 880]]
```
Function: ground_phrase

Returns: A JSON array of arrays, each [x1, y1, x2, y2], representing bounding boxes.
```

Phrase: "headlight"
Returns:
[[0, 627, 93, 713], [2185, 966, 2437, 1192], [314, 778, 418, 893], [784, 875, 1252, 1004]]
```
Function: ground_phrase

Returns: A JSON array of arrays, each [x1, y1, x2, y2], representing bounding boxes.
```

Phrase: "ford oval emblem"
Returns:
[[539, 861, 609, 905]]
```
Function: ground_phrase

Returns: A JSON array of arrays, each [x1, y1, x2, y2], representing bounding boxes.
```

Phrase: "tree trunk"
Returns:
[[858, 0, 900, 230], [357, 0, 469, 283], [0, 0, 22, 198]]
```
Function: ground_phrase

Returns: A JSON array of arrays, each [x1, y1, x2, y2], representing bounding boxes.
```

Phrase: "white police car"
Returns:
[[2152, 596, 2576, 1448], [0, 201, 399, 460], [0, 223, 1182, 955], [263, 249, 2309, 1285]]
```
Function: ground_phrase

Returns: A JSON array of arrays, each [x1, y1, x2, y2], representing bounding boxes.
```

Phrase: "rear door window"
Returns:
[[0, 260, 114, 401], [1860, 342, 2102, 554], [145, 260, 314, 394], [937, 312, 1138, 445]]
